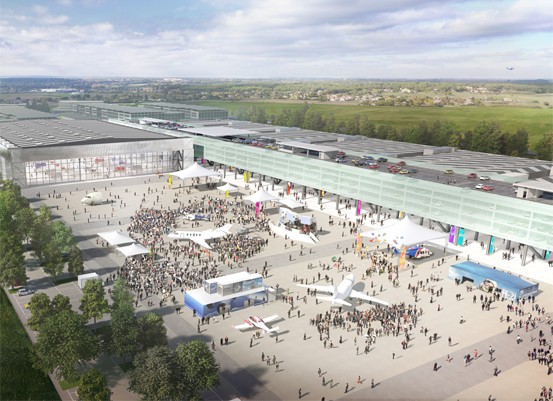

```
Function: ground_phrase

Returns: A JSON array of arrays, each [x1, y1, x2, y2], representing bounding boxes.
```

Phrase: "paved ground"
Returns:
[[7, 171, 553, 401]]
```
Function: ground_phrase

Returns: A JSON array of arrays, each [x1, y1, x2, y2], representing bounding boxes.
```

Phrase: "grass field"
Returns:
[[0, 290, 61, 401], [194, 101, 553, 148]]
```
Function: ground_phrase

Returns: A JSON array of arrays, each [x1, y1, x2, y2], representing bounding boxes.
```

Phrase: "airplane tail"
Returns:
[[317, 296, 351, 307]]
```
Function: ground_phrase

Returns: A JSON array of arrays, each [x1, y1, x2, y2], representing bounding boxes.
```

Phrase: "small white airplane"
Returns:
[[81, 192, 104, 206], [167, 224, 232, 249], [233, 314, 280, 334], [184, 213, 211, 221], [297, 274, 389, 307]]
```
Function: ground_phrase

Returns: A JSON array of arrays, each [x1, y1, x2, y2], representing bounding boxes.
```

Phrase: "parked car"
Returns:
[[479, 176, 491, 181], [18, 287, 34, 296], [399, 169, 410, 174], [407, 168, 418, 173], [475, 184, 494, 191], [361, 155, 374, 160], [337, 151, 346, 158], [377, 157, 388, 163], [397, 161, 407, 166], [368, 163, 379, 169], [335, 158, 347, 163], [467, 173, 477, 179], [444, 169, 454, 174]]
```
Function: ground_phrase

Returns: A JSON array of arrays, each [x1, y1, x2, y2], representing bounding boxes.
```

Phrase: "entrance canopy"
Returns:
[[217, 182, 238, 192], [97, 230, 134, 246], [361, 217, 448, 248], [449, 261, 538, 301], [116, 243, 150, 257], [244, 187, 279, 203], [171, 162, 221, 180]]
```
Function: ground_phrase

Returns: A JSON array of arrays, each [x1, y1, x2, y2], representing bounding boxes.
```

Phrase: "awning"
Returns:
[[97, 230, 134, 246]]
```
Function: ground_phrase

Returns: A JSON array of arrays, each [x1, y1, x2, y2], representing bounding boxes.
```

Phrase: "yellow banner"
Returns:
[[243, 172, 247, 182], [399, 245, 407, 270], [225, 190, 229, 199], [167, 174, 172, 188], [356, 232, 362, 253]]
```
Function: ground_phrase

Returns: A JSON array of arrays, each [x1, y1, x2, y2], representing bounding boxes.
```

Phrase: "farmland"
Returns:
[[194, 100, 552, 148]]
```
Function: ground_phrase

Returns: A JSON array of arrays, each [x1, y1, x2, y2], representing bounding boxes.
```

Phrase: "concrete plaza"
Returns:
[[8, 171, 553, 401]]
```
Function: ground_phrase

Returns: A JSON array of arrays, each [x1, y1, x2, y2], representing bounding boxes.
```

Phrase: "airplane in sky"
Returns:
[[506, 67, 514, 70], [184, 213, 211, 221], [297, 274, 389, 307], [167, 224, 232, 249], [233, 314, 280, 334]]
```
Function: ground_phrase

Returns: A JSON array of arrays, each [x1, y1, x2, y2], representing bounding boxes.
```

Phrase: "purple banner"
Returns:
[[448, 225, 456, 243], [255, 202, 260, 217], [356, 200, 362, 216]]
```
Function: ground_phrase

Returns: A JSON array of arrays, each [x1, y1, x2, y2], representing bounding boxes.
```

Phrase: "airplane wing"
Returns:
[[350, 290, 389, 307], [297, 283, 335, 294], [211, 224, 233, 238], [233, 323, 252, 331], [262, 314, 279, 323], [189, 237, 212, 250]]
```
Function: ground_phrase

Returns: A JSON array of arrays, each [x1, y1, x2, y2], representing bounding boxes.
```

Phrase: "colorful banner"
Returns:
[[167, 174, 172, 188], [399, 211, 404, 219], [255, 201, 260, 217], [399, 245, 407, 270], [356, 200, 362, 216], [287, 182, 291, 195], [448, 225, 456, 243], [247, 171, 251, 183], [488, 236, 495, 255], [321, 190, 325, 197], [457, 228, 465, 246], [546, 250, 551, 259], [356, 232, 362, 253], [243, 172, 247, 182], [225, 190, 229, 199]]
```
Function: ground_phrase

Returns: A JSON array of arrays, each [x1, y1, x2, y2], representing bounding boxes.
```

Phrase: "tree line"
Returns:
[[236, 104, 553, 160], [0, 180, 220, 400]]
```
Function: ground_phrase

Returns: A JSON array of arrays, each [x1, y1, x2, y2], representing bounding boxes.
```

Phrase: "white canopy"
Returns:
[[171, 162, 221, 180], [97, 230, 134, 246], [244, 187, 279, 203], [361, 217, 448, 248], [278, 196, 304, 209], [116, 243, 150, 257], [217, 182, 238, 192]]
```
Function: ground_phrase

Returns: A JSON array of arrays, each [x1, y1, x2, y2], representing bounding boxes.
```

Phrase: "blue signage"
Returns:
[[457, 228, 465, 246], [488, 236, 495, 255]]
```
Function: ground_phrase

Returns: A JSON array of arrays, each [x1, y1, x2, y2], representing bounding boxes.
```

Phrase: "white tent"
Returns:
[[278, 196, 304, 209], [97, 230, 134, 246], [171, 162, 221, 180], [116, 243, 150, 257], [217, 182, 238, 192], [244, 187, 279, 203], [361, 217, 448, 248]]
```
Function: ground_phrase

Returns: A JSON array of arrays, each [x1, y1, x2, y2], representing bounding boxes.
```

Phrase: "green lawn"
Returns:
[[194, 101, 553, 148], [0, 290, 61, 401]]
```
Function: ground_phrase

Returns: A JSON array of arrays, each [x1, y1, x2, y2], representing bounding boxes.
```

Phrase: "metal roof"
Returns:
[[0, 104, 57, 121], [141, 102, 227, 111], [0, 119, 172, 148], [278, 140, 339, 152]]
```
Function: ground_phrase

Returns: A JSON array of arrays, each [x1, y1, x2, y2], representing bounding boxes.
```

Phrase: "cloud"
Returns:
[[0, 0, 551, 78]]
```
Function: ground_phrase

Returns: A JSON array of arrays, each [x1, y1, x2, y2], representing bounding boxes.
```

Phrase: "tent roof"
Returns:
[[116, 243, 150, 257], [451, 262, 537, 292], [361, 217, 448, 248], [217, 182, 238, 192], [171, 162, 221, 180], [97, 230, 134, 246], [244, 187, 279, 203]]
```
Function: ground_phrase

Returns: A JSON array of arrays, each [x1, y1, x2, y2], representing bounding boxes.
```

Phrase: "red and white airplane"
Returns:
[[233, 314, 280, 334]]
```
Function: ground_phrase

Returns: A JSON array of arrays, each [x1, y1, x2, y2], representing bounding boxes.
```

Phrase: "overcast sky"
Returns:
[[0, 0, 551, 79]]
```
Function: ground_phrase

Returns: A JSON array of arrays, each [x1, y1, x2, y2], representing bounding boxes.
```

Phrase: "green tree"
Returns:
[[13, 206, 36, 244], [535, 131, 553, 161], [0, 231, 26, 288], [33, 310, 100, 382], [78, 368, 112, 401], [110, 278, 134, 311], [28, 293, 72, 331], [138, 313, 167, 351], [128, 346, 181, 401], [111, 303, 140, 359], [508, 128, 529, 157], [30, 205, 53, 261], [43, 241, 65, 279], [302, 110, 325, 131], [80, 279, 109, 324], [323, 113, 337, 133], [50, 220, 75, 255], [471, 121, 502, 154], [345, 114, 360, 135], [175, 340, 220, 401], [359, 116, 376, 137], [67, 245, 84, 276]]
